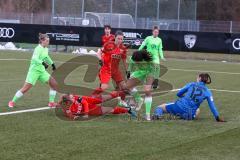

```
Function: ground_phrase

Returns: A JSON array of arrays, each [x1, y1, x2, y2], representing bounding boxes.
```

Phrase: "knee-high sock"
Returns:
[[49, 89, 57, 103], [112, 107, 128, 114], [145, 96, 152, 115], [12, 90, 23, 103]]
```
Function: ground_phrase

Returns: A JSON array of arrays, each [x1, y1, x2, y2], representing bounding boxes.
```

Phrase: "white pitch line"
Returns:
[[0, 58, 29, 61], [0, 106, 51, 116], [211, 88, 240, 93], [0, 88, 240, 117]]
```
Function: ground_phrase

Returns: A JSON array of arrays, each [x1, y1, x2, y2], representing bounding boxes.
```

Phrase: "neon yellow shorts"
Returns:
[[25, 69, 50, 85]]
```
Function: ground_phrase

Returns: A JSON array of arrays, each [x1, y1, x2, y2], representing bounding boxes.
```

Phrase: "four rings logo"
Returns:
[[232, 38, 240, 50], [0, 27, 15, 38]]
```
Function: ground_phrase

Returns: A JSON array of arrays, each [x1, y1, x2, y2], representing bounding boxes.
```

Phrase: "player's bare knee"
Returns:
[[161, 104, 167, 112], [195, 108, 201, 119], [144, 85, 152, 96], [49, 77, 58, 90]]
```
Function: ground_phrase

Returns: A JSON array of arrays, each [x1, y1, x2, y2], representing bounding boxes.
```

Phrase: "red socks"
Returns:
[[111, 107, 128, 114]]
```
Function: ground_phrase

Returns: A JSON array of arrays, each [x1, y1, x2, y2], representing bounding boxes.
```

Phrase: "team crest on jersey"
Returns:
[[184, 34, 197, 49]]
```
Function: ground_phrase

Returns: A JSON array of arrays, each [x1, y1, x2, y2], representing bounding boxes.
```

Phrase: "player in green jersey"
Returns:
[[8, 33, 58, 108], [136, 26, 165, 120], [119, 50, 154, 121]]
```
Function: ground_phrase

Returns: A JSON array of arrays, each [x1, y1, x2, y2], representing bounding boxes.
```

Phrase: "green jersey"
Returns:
[[29, 44, 53, 72], [139, 36, 164, 64]]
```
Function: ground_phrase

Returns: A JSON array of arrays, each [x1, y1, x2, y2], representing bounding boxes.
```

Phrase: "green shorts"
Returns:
[[131, 70, 151, 82], [131, 64, 160, 81], [26, 69, 50, 85]]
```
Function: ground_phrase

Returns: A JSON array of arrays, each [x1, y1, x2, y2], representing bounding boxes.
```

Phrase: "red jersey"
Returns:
[[101, 41, 127, 72], [68, 96, 86, 114], [68, 96, 102, 115], [102, 34, 115, 45]]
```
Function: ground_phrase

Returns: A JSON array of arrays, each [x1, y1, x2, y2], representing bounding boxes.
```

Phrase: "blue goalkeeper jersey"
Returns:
[[176, 82, 219, 119]]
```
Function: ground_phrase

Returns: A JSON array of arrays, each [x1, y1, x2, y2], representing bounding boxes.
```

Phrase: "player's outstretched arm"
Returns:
[[206, 95, 226, 122], [45, 55, 56, 70]]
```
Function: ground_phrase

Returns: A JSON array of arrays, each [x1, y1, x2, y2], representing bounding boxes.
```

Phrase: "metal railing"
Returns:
[[0, 12, 240, 33]]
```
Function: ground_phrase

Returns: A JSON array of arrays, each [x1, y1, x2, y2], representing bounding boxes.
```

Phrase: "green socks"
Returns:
[[145, 96, 152, 115], [12, 90, 23, 103], [49, 89, 57, 103], [12, 89, 56, 104]]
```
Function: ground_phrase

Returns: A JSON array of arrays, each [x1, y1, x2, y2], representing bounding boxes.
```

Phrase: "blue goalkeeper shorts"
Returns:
[[165, 102, 195, 120]]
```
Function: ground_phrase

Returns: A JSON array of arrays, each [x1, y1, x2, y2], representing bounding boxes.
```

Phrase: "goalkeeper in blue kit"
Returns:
[[153, 73, 225, 122]]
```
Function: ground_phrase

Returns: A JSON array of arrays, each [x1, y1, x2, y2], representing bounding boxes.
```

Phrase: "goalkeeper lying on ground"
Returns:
[[58, 91, 136, 120], [153, 73, 225, 122]]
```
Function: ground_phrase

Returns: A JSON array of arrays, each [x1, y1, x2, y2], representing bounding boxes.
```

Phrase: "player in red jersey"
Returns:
[[97, 25, 115, 61], [58, 91, 136, 120], [93, 30, 128, 96], [102, 25, 115, 45]]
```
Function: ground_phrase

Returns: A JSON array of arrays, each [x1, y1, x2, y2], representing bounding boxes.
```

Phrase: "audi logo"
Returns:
[[0, 27, 15, 38]]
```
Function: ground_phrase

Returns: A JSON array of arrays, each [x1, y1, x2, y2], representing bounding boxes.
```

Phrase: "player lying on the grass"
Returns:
[[119, 50, 155, 121], [8, 33, 58, 108], [153, 73, 225, 122], [58, 91, 136, 120], [93, 30, 128, 96], [138, 26, 165, 89]]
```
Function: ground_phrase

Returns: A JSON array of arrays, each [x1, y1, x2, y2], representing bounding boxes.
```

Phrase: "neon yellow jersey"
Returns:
[[29, 44, 53, 72], [139, 36, 164, 64]]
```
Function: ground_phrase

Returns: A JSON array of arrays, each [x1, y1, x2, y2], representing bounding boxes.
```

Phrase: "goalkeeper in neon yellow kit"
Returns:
[[128, 26, 164, 120], [8, 33, 58, 108]]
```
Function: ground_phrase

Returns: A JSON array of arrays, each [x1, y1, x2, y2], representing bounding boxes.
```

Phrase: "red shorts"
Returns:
[[99, 67, 124, 84], [88, 104, 103, 116], [83, 96, 103, 116]]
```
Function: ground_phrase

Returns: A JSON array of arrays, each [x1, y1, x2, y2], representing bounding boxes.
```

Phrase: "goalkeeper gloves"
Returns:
[[216, 116, 226, 122], [42, 62, 48, 69], [126, 71, 131, 79], [152, 79, 159, 89], [52, 64, 56, 71]]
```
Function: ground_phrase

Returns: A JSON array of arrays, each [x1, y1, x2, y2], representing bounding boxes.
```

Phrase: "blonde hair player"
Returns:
[[8, 33, 58, 108]]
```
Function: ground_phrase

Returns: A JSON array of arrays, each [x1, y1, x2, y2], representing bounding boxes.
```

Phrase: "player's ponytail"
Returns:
[[39, 33, 49, 43], [199, 73, 211, 84]]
